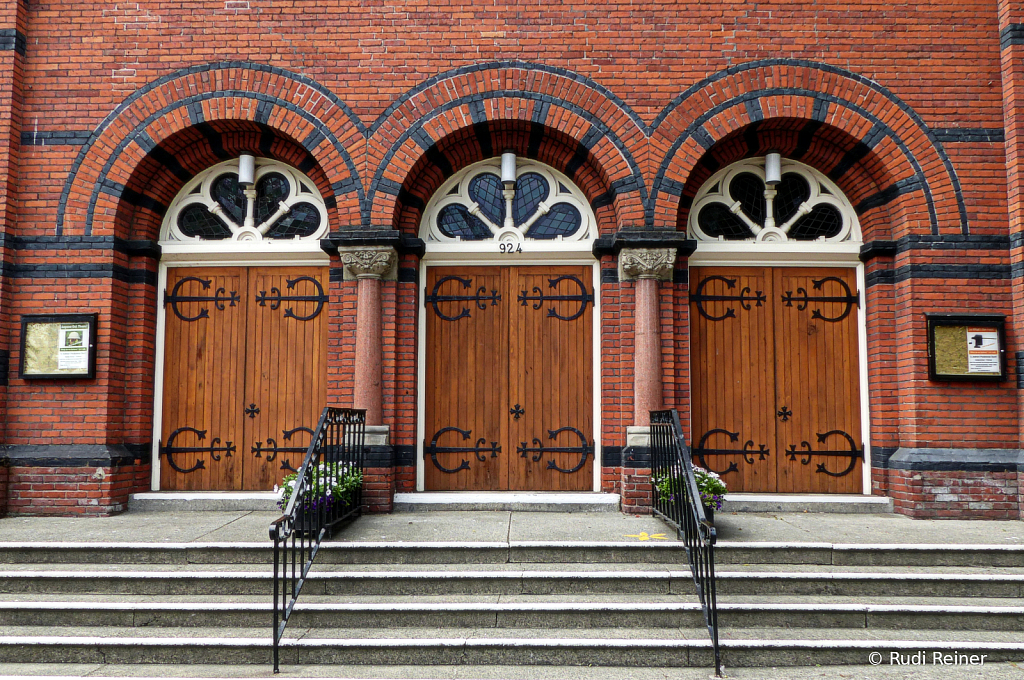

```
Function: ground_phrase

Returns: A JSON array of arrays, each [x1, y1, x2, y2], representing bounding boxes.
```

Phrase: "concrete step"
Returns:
[[393, 492, 621, 512], [3, 540, 1023, 567], [0, 632, 1022, 666], [1, 568, 1021, 597], [2, 600, 1023, 630], [3, 663, 1024, 680]]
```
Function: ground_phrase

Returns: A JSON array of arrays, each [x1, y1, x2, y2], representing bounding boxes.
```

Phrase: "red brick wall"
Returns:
[[0, 0, 1021, 517], [874, 468, 1022, 520], [620, 468, 653, 515], [0, 461, 8, 517], [361, 466, 394, 514], [5, 464, 150, 516]]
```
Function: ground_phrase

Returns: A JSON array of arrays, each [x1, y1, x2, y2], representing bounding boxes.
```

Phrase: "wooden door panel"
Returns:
[[509, 266, 594, 491], [160, 268, 248, 491], [424, 267, 508, 491], [244, 267, 329, 490], [773, 268, 862, 493], [689, 267, 776, 493]]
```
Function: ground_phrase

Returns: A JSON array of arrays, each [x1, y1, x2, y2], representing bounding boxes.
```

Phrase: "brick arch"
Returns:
[[394, 120, 622, 236], [675, 118, 901, 243], [56, 62, 364, 238], [115, 121, 334, 241], [365, 63, 648, 231], [651, 60, 968, 237]]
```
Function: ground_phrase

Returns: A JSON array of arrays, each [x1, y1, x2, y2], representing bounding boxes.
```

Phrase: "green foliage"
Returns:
[[278, 462, 362, 511], [653, 466, 728, 510]]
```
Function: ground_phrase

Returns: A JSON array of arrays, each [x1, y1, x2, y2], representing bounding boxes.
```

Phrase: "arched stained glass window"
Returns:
[[420, 158, 596, 245], [688, 157, 860, 244], [162, 158, 329, 243]]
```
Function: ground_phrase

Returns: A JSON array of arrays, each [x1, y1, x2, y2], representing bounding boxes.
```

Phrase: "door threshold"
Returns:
[[129, 491, 282, 513], [394, 492, 620, 513], [721, 493, 893, 514]]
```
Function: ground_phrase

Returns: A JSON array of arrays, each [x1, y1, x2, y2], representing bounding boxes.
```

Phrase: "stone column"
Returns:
[[620, 248, 676, 427], [339, 246, 397, 426]]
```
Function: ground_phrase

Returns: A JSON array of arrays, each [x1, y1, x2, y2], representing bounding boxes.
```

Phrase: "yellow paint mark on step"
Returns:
[[624, 532, 667, 541]]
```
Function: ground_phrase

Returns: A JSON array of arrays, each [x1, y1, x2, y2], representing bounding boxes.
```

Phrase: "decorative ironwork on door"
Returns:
[[255, 276, 329, 321], [164, 276, 240, 322], [785, 430, 863, 477], [692, 428, 770, 476], [159, 426, 236, 474], [518, 275, 594, 321], [425, 426, 501, 473], [780, 276, 859, 322], [252, 426, 314, 473], [517, 426, 593, 474], [691, 275, 766, 321], [425, 275, 501, 321]]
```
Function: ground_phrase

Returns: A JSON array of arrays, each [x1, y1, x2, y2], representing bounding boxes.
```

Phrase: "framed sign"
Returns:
[[19, 314, 98, 379], [926, 314, 1006, 382]]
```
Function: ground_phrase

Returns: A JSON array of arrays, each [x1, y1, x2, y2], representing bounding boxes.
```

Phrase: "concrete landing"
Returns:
[[393, 492, 621, 513], [2, 509, 1022, 546]]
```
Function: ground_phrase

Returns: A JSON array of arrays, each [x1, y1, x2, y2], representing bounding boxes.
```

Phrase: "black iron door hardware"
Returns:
[[164, 277, 240, 322], [245, 403, 260, 418], [160, 426, 236, 474], [786, 430, 863, 477], [692, 428, 770, 475], [780, 277, 859, 322], [692, 275, 766, 321], [255, 276, 328, 321], [252, 426, 313, 473], [425, 426, 501, 473], [517, 426, 593, 474], [425, 276, 501, 321], [518, 275, 594, 321], [510, 404, 524, 419], [777, 406, 792, 421]]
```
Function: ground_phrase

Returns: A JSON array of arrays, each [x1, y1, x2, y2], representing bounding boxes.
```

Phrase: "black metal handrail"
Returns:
[[268, 407, 366, 673], [650, 409, 721, 676]]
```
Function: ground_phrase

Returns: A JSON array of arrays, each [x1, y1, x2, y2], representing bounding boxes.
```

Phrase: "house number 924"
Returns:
[[498, 243, 523, 254]]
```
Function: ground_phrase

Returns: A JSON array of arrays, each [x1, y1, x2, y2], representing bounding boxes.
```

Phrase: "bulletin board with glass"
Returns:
[[926, 314, 1006, 382], [19, 314, 98, 379]]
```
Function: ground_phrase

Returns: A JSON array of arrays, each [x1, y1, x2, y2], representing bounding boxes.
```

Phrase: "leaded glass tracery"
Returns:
[[421, 158, 595, 245], [162, 158, 329, 244], [688, 158, 859, 244]]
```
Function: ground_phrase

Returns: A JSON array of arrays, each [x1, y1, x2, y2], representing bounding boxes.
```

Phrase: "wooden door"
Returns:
[[424, 265, 594, 491], [773, 267, 862, 493], [509, 266, 594, 491], [160, 266, 328, 491], [689, 266, 862, 494], [423, 267, 508, 491], [244, 267, 329, 489], [689, 267, 776, 492], [160, 268, 248, 491]]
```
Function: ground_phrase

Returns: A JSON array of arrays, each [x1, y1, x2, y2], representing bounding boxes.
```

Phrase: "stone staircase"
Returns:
[[0, 538, 1022, 675]]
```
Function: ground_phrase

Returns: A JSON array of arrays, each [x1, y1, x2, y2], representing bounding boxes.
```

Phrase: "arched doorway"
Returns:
[[416, 156, 601, 492], [153, 156, 332, 491], [686, 156, 868, 494]]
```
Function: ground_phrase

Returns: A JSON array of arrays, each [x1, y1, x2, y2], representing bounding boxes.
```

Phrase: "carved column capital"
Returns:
[[339, 246, 397, 280], [619, 247, 676, 281]]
